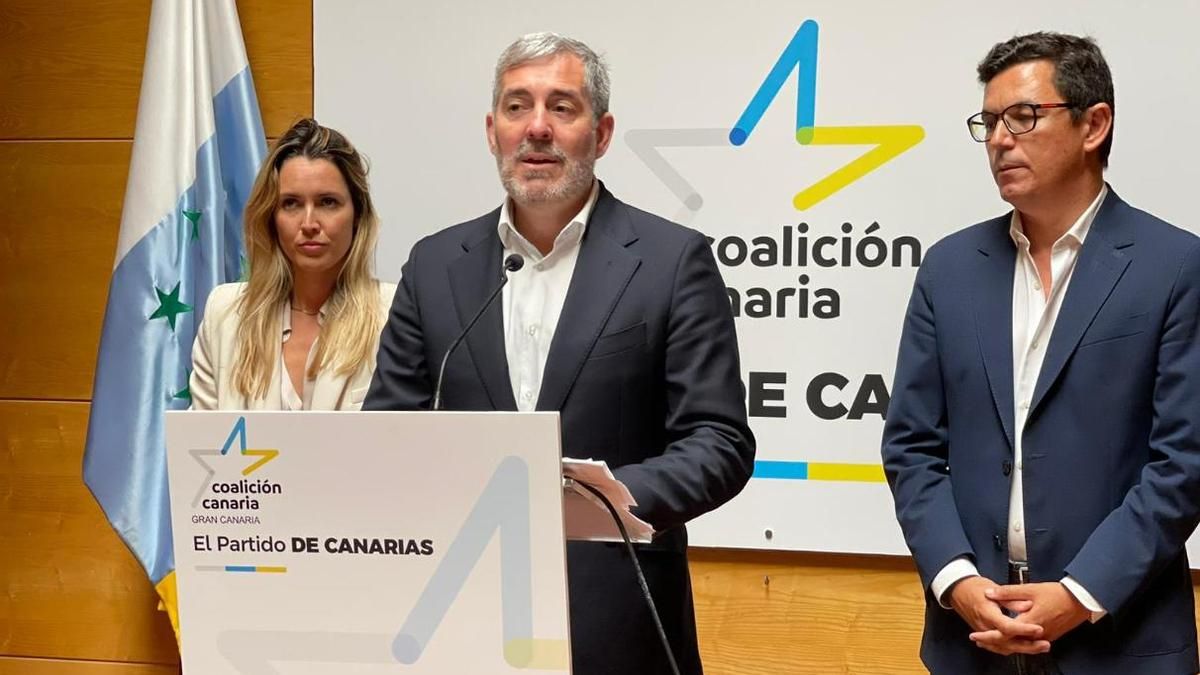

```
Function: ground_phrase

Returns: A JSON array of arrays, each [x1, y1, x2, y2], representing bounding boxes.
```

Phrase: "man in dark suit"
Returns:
[[882, 32, 1200, 674], [365, 32, 754, 674]]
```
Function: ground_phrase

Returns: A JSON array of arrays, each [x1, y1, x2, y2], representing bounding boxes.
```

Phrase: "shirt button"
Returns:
[[1017, 460, 1023, 471], [528, 325, 538, 336], [1015, 522, 1023, 533], [1033, 280, 1042, 290], [1031, 340, 1039, 350], [1020, 400, 1030, 410], [534, 263, 545, 271], [521, 391, 532, 401]]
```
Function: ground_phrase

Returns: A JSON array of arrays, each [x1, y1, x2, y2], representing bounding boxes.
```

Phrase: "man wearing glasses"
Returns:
[[883, 32, 1200, 675]]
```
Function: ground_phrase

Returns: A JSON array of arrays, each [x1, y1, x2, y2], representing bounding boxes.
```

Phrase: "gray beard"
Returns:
[[495, 139, 595, 206]]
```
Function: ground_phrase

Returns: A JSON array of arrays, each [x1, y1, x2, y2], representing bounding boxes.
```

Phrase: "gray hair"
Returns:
[[491, 32, 611, 121]]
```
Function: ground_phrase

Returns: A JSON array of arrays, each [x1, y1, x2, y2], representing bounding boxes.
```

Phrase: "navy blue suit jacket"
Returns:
[[364, 184, 755, 675], [883, 189, 1200, 674]]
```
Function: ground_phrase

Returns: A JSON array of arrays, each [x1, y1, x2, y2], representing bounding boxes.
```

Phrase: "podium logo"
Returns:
[[189, 416, 282, 508], [216, 456, 569, 672], [627, 19, 924, 217]]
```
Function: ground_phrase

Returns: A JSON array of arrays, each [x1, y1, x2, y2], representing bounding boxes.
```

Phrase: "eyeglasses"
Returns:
[[966, 102, 1073, 142]]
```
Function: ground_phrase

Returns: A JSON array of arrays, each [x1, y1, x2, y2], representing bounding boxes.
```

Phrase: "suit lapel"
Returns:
[[973, 217, 1017, 450], [1030, 194, 1133, 414], [448, 213, 517, 411], [308, 367, 347, 410], [536, 189, 641, 411]]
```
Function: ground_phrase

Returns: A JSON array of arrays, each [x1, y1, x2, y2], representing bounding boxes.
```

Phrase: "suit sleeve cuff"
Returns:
[[930, 557, 979, 609], [1060, 575, 1107, 622]]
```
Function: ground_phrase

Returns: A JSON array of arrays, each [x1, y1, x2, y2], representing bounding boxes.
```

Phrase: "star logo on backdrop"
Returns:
[[626, 19, 923, 223]]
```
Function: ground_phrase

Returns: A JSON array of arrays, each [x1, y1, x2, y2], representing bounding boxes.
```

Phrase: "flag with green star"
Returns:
[[83, 0, 266, 639]]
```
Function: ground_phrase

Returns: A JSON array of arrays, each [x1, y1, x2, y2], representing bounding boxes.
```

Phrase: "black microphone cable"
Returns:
[[432, 253, 524, 410], [565, 477, 682, 675]]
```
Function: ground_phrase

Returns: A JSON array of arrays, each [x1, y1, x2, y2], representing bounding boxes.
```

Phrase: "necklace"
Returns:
[[290, 305, 319, 316]]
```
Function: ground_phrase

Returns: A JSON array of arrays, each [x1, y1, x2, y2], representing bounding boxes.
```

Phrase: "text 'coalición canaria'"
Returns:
[[706, 222, 923, 319], [201, 478, 282, 510]]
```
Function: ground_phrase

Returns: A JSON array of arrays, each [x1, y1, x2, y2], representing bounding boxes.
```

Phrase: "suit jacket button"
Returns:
[[1002, 460, 1012, 476], [993, 534, 1003, 551]]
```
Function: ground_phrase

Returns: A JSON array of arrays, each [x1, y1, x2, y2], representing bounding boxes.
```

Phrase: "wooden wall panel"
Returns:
[[0, 1, 148, 140], [0, 401, 178, 665], [0, 142, 127, 401], [0, 657, 178, 675], [691, 549, 925, 674], [240, 0, 314, 134], [0, 0, 311, 141]]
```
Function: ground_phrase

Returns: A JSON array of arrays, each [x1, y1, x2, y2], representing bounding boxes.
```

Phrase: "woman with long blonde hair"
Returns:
[[190, 118, 395, 410]]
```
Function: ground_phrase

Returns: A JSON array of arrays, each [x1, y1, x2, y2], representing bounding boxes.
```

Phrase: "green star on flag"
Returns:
[[183, 209, 202, 241], [149, 282, 193, 331]]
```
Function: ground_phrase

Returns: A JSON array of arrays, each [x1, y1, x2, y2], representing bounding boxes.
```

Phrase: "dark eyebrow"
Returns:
[[277, 192, 344, 200], [982, 100, 1038, 114]]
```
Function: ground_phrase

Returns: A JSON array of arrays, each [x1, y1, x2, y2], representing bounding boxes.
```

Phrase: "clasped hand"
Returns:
[[948, 577, 1090, 656]]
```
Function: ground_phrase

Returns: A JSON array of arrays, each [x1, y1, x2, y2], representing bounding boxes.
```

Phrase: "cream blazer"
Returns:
[[189, 281, 397, 410]]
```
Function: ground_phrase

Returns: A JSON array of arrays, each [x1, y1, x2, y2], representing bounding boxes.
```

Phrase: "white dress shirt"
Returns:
[[279, 302, 324, 411], [932, 186, 1108, 621], [498, 181, 599, 411]]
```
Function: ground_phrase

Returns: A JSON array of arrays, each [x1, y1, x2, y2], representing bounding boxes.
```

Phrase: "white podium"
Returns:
[[165, 411, 572, 674]]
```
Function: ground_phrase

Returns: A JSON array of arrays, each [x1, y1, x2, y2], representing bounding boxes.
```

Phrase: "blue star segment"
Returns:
[[219, 416, 280, 475], [183, 209, 202, 241], [730, 19, 818, 146], [189, 417, 281, 507], [148, 281, 193, 331]]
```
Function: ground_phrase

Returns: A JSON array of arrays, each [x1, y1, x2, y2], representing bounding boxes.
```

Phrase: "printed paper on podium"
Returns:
[[562, 458, 654, 543]]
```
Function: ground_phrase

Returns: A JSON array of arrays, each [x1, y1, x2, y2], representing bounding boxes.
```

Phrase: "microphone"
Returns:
[[432, 253, 524, 410]]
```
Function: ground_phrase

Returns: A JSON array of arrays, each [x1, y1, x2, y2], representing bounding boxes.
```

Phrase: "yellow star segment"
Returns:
[[241, 448, 280, 476], [792, 125, 926, 210], [504, 638, 570, 669]]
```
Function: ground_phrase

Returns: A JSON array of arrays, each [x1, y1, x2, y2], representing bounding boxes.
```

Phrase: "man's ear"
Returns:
[[1081, 102, 1113, 157], [486, 112, 498, 156], [594, 112, 615, 159]]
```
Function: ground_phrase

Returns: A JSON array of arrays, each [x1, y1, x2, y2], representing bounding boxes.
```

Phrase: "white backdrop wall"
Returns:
[[315, 1, 1200, 558]]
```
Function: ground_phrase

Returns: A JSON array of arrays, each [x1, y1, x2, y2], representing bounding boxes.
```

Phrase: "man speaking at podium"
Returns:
[[365, 32, 755, 674]]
